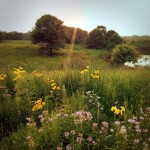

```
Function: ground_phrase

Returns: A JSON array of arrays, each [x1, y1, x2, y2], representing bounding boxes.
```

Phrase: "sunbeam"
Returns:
[[65, 27, 77, 69]]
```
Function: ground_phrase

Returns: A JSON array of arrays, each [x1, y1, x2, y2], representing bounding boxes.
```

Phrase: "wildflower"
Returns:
[[134, 139, 140, 144], [87, 136, 92, 142], [32, 98, 46, 111], [120, 126, 127, 134], [39, 128, 43, 132], [111, 105, 125, 115], [136, 129, 141, 133], [102, 121, 109, 128], [110, 128, 114, 133], [76, 137, 82, 144], [13, 67, 25, 81], [95, 69, 99, 74], [57, 147, 62, 150], [93, 123, 98, 128], [92, 141, 97, 145], [111, 105, 117, 112], [139, 116, 144, 120], [64, 114, 69, 117], [64, 132, 69, 137], [26, 117, 31, 122], [0, 74, 7, 80], [114, 121, 121, 126], [147, 107, 150, 112], [40, 117, 45, 123], [70, 130, 75, 135], [128, 119, 135, 124], [80, 66, 89, 74], [143, 129, 149, 133], [48, 118, 53, 122], [66, 144, 72, 150]]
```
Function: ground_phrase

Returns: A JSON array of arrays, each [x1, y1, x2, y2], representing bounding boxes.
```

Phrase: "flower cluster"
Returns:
[[32, 98, 46, 111], [0, 74, 7, 80], [13, 67, 26, 81], [72, 110, 93, 123], [32, 70, 42, 77], [91, 69, 100, 79], [80, 66, 89, 74], [111, 105, 125, 115], [48, 79, 60, 91]]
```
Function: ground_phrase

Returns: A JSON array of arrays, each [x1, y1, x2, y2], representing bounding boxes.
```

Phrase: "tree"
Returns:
[[0, 30, 3, 43], [106, 30, 123, 49], [64, 26, 88, 44], [86, 26, 123, 50], [31, 14, 65, 55], [111, 44, 140, 64], [86, 26, 107, 49]]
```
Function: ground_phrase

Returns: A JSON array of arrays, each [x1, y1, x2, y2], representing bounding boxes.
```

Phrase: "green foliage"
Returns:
[[0, 40, 150, 149], [86, 26, 107, 49], [0, 30, 3, 43], [86, 26, 123, 49], [111, 44, 140, 64], [31, 14, 65, 55]]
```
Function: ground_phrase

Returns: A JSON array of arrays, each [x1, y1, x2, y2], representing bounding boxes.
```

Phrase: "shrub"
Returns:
[[111, 44, 140, 64]]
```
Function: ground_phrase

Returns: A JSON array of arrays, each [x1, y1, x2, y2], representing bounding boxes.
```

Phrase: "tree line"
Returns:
[[0, 31, 31, 41], [1, 14, 124, 55]]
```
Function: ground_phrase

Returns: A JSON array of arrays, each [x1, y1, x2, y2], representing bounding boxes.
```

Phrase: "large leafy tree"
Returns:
[[106, 30, 123, 49], [86, 26, 107, 49], [31, 14, 65, 55], [86, 26, 123, 50], [64, 26, 88, 44]]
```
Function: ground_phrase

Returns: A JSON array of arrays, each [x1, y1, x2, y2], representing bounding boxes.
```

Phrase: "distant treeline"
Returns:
[[123, 35, 150, 41], [0, 31, 31, 41]]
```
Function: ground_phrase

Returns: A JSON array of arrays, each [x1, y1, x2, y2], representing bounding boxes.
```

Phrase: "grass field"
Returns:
[[0, 40, 150, 150]]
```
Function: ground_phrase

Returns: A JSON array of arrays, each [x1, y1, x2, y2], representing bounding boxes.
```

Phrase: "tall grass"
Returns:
[[0, 40, 150, 149]]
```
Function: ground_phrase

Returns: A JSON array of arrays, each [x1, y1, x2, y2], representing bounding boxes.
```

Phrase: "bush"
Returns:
[[111, 44, 140, 64]]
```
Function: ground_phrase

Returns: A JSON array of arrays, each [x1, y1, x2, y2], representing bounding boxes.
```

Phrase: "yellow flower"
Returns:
[[51, 83, 56, 87], [121, 106, 125, 112], [32, 98, 46, 111], [52, 86, 57, 90], [57, 87, 60, 90], [95, 69, 99, 74], [111, 106, 117, 112], [85, 66, 89, 69], [0, 74, 7, 80], [111, 105, 125, 115]]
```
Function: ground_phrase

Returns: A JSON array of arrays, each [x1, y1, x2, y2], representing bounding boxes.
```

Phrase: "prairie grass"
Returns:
[[0, 40, 150, 149]]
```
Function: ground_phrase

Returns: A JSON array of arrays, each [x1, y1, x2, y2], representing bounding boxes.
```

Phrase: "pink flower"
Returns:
[[57, 147, 62, 150], [87, 136, 92, 142], [76, 137, 82, 144], [93, 123, 98, 128], [102, 121, 109, 128], [114, 121, 121, 125], [66, 144, 72, 150], [64, 132, 69, 137]]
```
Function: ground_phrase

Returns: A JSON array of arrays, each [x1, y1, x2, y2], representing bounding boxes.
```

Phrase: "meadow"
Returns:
[[0, 40, 150, 150]]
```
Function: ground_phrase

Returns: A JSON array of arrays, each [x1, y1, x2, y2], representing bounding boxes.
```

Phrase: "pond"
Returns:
[[124, 55, 150, 68]]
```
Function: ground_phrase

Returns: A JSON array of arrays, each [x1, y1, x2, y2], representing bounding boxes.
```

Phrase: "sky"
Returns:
[[0, 0, 150, 36]]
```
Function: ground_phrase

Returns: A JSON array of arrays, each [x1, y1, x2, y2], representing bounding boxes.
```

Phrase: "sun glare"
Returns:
[[66, 20, 85, 29]]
